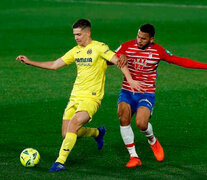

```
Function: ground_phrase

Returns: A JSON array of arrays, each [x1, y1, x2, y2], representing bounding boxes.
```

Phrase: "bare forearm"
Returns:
[[26, 60, 57, 70], [121, 66, 133, 82]]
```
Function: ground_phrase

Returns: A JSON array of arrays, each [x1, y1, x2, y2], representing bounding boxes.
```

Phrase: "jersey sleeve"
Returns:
[[61, 48, 75, 65], [98, 43, 115, 62], [160, 47, 207, 69]]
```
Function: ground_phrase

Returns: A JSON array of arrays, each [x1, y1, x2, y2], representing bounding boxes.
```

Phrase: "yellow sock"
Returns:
[[56, 132, 77, 164], [77, 127, 99, 138]]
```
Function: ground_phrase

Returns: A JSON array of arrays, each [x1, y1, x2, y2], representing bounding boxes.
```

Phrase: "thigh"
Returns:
[[136, 93, 155, 113], [136, 106, 151, 122], [135, 94, 155, 130], [118, 102, 132, 126], [67, 111, 90, 133], [63, 101, 77, 120], [62, 101, 77, 138], [77, 98, 100, 122], [64, 98, 100, 133]]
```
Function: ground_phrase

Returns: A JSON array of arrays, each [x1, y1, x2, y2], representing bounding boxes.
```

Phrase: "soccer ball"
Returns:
[[20, 148, 40, 167]]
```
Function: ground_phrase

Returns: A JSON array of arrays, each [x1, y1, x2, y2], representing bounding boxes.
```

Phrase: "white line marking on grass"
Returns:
[[41, 0, 207, 9]]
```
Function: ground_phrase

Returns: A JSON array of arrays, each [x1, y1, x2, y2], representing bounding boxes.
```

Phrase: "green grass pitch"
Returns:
[[0, 0, 207, 179]]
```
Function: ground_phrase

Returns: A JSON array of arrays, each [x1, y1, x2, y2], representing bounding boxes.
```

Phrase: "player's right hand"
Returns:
[[128, 79, 145, 94], [117, 54, 128, 68], [16, 55, 30, 65]]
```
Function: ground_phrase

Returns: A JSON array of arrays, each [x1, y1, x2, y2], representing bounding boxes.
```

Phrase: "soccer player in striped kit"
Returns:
[[116, 24, 207, 167]]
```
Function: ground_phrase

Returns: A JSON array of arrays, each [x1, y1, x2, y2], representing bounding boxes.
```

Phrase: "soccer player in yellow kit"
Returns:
[[16, 19, 140, 171]]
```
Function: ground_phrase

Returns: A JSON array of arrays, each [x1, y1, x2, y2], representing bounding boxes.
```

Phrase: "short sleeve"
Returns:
[[61, 49, 75, 65], [98, 43, 115, 62], [115, 44, 127, 57]]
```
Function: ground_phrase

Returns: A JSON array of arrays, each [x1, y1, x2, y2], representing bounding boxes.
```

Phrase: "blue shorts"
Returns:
[[118, 89, 155, 115]]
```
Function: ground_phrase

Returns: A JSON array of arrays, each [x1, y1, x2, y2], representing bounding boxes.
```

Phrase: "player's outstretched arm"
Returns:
[[161, 48, 207, 69], [110, 54, 143, 93], [16, 55, 67, 70]]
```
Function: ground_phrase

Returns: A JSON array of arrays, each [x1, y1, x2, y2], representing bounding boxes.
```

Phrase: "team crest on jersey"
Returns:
[[165, 49, 173, 56], [87, 49, 92, 54]]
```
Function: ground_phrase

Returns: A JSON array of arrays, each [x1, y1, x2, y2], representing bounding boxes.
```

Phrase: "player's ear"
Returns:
[[88, 30, 91, 37], [150, 37, 155, 43], [84, 27, 91, 37]]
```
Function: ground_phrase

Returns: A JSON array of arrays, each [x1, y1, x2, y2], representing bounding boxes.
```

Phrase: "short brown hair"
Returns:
[[73, 19, 91, 29]]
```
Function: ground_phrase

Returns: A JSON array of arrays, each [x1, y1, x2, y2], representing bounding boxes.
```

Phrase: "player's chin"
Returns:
[[76, 41, 82, 45], [138, 45, 143, 49]]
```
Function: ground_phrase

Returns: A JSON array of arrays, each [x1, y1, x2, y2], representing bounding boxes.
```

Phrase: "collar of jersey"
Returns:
[[77, 40, 93, 49]]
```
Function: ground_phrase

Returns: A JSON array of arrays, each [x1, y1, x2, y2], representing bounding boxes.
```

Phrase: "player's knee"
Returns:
[[117, 111, 130, 125], [136, 119, 148, 131], [69, 113, 88, 132], [71, 116, 81, 128]]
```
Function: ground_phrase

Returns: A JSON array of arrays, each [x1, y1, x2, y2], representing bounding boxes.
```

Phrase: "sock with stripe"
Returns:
[[56, 132, 77, 164], [120, 125, 138, 158], [141, 122, 156, 145]]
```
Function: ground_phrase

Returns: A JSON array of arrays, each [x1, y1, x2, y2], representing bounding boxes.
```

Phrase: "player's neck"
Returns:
[[139, 42, 151, 50], [81, 38, 92, 47]]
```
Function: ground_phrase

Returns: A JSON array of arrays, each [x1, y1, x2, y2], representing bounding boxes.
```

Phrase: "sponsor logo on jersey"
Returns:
[[87, 49, 92, 54], [165, 49, 173, 56], [92, 92, 96, 95], [75, 58, 92, 62], [76, 51, 81, 54], [75, 58, 92, 66], [149, 52, 153, 58]]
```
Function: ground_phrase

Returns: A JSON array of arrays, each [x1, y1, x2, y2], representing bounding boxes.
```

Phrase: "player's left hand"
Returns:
[[117, 54, 127, 68]]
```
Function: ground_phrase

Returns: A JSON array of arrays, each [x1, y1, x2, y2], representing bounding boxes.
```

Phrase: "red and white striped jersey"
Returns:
[[116, 39, 207, 93]]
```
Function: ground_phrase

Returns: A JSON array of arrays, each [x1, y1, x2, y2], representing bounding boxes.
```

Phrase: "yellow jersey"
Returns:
[[61, 40, 115, 103]]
